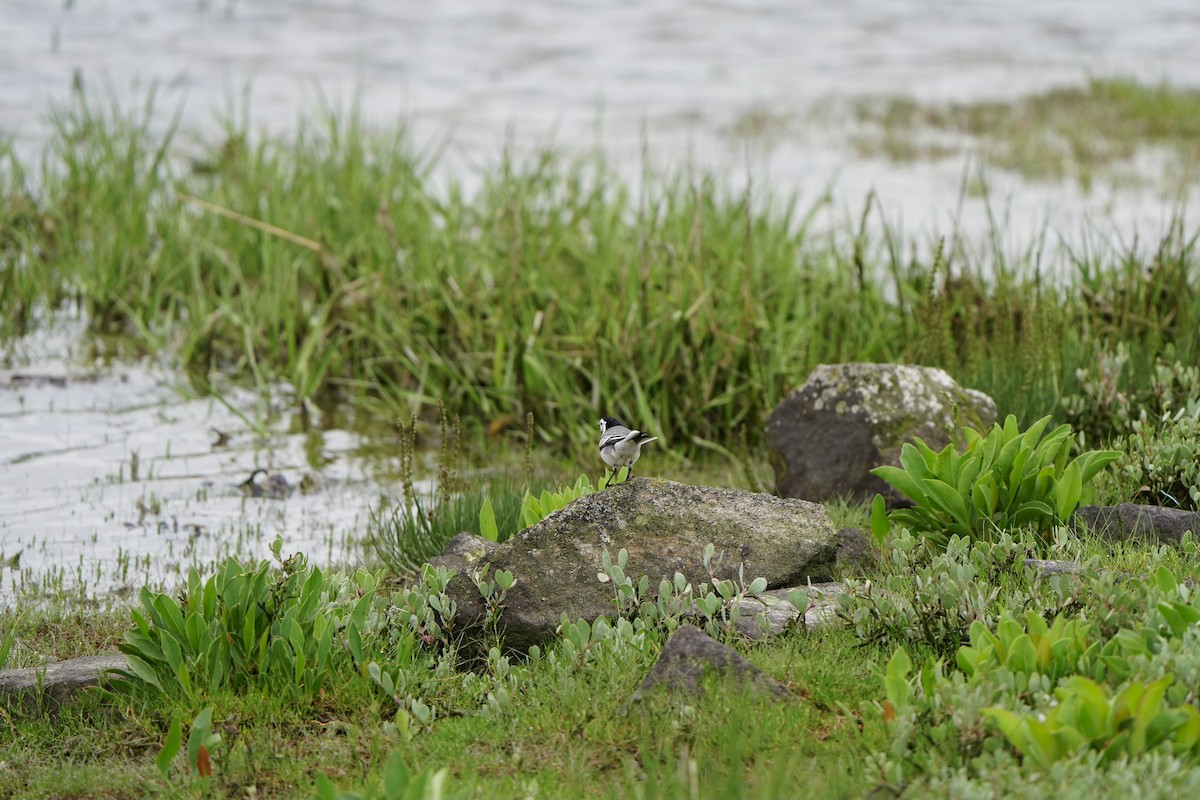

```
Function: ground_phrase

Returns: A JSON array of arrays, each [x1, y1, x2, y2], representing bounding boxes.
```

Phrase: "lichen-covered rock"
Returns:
[[442, 478, 837, 652], [426, 532, 497, 575], [766, 363, 997, 505], [835, 527, 879, 575], [732, 582, 845, 639], [1024, 559, 1081, 577]]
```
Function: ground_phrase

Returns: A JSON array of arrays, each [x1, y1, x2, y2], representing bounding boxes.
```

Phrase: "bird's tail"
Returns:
[[633, 433, 657, 446]]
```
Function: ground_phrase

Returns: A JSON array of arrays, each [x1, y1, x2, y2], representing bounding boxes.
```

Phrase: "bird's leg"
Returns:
[[601, 470, 609, 490]]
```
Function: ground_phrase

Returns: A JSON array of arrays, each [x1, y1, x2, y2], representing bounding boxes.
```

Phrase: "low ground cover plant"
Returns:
[[861, 536, 1200, 794], [1110, 408, 1200, 510]]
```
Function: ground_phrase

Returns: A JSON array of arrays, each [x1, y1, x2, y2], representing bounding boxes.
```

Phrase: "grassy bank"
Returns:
[[852, 77, 1200, 189], [2, 86, 1199, 460], [3, 509, 1200, 798], [0, 600, 884, 798]]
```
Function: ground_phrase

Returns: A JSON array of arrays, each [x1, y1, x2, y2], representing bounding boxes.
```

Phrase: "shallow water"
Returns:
[[2, 0, 1199, 242], [0, 323, 415, 605]]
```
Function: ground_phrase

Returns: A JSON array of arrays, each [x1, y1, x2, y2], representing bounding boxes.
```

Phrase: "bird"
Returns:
[[239, 468, 293, 499], [597, 416, 657, 487]]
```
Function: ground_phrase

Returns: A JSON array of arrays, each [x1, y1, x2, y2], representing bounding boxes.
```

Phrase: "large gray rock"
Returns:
[[766, 363, 997, 505], [426, 532, 497, 575], [0, 654, 126, 709], [1075, 504, 1200, 547], [441, 478, 837, 652], [633, 625, 789, 700]]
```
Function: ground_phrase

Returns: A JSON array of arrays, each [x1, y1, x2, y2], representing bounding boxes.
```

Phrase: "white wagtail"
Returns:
[[598, 416, 657, 487]]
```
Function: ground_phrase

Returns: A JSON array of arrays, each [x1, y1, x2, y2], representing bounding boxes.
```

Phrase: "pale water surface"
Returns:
[[3, 1, 1200, 238], [0, 323, 408, 604]]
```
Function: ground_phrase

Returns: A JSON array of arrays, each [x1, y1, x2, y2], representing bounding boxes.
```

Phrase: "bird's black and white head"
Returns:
[[598, 416, 625, 435]]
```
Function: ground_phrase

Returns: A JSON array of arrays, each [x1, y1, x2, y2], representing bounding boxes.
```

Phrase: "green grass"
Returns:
[[3, 85, 1200, 462], [852, 77, 1200, 190], [0, 606, 128, 670], [0, 614, 885, 799]]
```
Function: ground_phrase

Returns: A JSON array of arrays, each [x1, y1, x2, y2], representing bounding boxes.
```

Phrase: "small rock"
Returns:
[[732, 582, 845, 638], [0, 654, 126, 709], [766, 363, 997, 505], [1024, 559, 1081, 577], [633, 625, 789, 700], [1075, 504, 1200, 547]]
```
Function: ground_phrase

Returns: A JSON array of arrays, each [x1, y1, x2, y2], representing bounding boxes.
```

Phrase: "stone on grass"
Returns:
[[1075, 504, 1200, 547], [439, 478, 837, 653], [732, 582, 845, 639], [0, 654, 126, 709], [633, 624, 788, 700], [1024, 559, 1081, 577], [766, 363, 997, 506]]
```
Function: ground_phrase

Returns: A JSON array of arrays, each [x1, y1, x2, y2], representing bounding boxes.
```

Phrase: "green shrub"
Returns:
[[1109, 407, 1200, 509], [957, 611, 1098, 684], [1061, 343, 1200, 447], [840, 529, 1079, 657], [872, 414, 1120, 546], [984, 675, 1200, 770], [876, 563, 1200, 785]]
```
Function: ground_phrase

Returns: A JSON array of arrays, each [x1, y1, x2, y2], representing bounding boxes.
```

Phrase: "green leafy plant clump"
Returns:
[[871, 559, 1200, 788], [984, 675, 1200, 771], [872, 414, 1120, 546], [113, 535, 380, 703]]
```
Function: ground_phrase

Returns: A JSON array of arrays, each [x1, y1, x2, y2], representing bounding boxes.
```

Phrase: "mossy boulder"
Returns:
[[766, 363, 997, 506], [439, 478, 836, 653]]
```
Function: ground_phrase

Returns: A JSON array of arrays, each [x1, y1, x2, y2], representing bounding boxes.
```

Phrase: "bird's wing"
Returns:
[[599, 426, 634, 450]]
